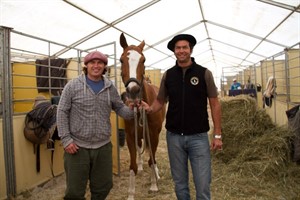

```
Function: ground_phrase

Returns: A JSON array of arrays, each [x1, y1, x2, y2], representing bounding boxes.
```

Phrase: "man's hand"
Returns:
[[139, 101, 152, 114], [65, 143, 79, 154], [211, 138, 223, 151]]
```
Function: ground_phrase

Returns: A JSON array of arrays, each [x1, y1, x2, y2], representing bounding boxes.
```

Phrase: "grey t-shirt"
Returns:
[[157, 67, 218, 102]]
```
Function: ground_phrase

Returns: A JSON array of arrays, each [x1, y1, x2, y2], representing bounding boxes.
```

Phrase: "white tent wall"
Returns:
[[1, 1, 299, 81]]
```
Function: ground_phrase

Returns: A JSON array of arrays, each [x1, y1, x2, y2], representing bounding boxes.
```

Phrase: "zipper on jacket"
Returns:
[[181, 70, 185, 133]]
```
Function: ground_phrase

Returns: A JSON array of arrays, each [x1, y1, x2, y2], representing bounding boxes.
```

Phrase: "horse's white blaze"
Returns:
[[127, 50, 141, 79], [128, 169, 136, 200], [137, 147, 143, 171]]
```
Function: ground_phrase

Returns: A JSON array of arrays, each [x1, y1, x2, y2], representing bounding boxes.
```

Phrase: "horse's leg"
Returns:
[[148, 130, 160, 192], [137, 137, 143, 171], [150, 165, 159, 192], [128, 170, 135, 200], [126, 132, 138, 200]]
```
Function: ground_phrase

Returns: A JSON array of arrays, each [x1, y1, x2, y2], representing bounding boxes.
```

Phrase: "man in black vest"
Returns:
[[141, 34, 222, 200]]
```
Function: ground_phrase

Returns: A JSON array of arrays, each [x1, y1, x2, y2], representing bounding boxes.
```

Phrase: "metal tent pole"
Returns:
[[0, 26, 16, 199]]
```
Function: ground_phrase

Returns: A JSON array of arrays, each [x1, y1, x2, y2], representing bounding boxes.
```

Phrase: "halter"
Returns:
[[124, 77, 142, 88], [124, 76, 145, 104]]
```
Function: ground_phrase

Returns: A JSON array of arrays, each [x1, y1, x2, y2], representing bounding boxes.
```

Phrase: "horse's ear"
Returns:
[[120, 33, 128, 49], [138, 40, 145, 51]]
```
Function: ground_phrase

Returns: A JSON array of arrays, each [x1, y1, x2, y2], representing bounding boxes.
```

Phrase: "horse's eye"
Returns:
[[119, 58, 123, 64]]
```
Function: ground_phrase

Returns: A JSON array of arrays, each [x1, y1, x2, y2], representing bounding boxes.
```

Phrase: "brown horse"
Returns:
[[119, 33, 166, 200]]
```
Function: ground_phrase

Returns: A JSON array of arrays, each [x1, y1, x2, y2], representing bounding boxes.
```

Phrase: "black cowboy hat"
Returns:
[[167, 34, 197, 52]]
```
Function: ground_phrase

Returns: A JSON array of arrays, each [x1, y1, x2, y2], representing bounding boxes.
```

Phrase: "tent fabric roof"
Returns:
[[1, 0, 299, 79]]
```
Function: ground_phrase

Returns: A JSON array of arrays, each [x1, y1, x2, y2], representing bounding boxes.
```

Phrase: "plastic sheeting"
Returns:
[[1, 0, 299, 78]]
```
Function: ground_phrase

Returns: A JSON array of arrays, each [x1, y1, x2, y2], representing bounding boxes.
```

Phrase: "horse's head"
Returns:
[[120, 33, 146, 103]]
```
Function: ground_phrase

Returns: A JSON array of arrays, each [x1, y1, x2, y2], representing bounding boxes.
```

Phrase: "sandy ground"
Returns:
[[15, 112, 215, 200], [14, 131, 300, 200], [15, 110, 299, 200], [15, 129, 178, 200]]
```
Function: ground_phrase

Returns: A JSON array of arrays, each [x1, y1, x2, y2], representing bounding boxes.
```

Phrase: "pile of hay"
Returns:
[[211, 95, 300, 199]]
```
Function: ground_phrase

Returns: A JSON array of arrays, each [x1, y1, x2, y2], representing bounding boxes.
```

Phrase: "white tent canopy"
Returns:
[[1, 0, 299, 81]]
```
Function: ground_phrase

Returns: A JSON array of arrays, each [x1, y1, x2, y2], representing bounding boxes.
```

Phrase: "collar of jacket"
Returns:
[[175, 57, 196, 69]]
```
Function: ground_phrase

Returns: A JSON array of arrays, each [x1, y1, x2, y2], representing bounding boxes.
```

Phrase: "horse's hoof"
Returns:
[[138, 166, 143, 171], [150, 185, 159, 192], [127, 195, 134, 200]]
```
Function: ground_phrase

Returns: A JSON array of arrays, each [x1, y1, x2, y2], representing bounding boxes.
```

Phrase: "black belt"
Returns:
[[168, 130, 206, 136]]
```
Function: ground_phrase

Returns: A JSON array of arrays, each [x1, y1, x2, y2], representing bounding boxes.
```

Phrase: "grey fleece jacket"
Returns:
[[57, 74, 133, 149]]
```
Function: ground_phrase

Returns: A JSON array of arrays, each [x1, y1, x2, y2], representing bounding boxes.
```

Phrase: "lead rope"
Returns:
[[134, 107, 139, 154], [133, 106, 159, 182], [140, 108, 159, 182], [138, 108, 146, 155], [133, 106, 146, 155]]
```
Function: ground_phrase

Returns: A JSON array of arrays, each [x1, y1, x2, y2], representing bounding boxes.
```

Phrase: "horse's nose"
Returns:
[[126, 85, 140, 100], [131, 85, 140, 94]]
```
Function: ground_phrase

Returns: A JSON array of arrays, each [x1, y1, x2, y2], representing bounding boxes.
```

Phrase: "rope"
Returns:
[[25, 102, 57, 138], [134, 107, 139, 154], [139, 108, 147, 155], [24, 101, 57, 176], [134, 106, 146, 155], [133, 106, 158, 183], [142, 108, 159, 182]]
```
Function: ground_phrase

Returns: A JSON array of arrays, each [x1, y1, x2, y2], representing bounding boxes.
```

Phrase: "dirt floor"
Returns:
[[15, 128, 178, 200], [13, 98, 300, 200], [15, 126, 300, 200]]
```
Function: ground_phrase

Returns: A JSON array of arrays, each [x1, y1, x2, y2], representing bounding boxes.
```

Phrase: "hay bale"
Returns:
[[210, 95, 300, 199], [229, 127, 291, 180], [215, 95, 293, 178]]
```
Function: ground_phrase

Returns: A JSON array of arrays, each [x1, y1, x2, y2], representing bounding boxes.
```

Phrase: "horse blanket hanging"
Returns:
[[35, 58, 68, 95]]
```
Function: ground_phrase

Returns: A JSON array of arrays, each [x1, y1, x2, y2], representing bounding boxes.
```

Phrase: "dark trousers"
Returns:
[[64, 142, 113, 200]]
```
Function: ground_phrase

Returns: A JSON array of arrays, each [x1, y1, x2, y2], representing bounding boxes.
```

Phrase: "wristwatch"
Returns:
[[213, 134, 222, 139]]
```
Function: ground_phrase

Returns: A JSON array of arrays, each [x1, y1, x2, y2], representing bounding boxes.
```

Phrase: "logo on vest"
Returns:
[[190, 77, 199, 85]]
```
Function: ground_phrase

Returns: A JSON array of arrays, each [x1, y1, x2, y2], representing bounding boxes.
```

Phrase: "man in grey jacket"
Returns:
[[57, 51, 133, 200]]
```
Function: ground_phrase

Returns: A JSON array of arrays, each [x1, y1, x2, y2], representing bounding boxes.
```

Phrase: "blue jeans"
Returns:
[[166, 131, 211, 200]]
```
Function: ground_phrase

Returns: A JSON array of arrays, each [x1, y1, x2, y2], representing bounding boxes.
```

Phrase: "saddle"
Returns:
[[24, 96, 59, 175]]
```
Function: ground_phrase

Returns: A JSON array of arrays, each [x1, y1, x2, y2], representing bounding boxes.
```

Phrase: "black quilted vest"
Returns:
[[165, 61, 209, 135]]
